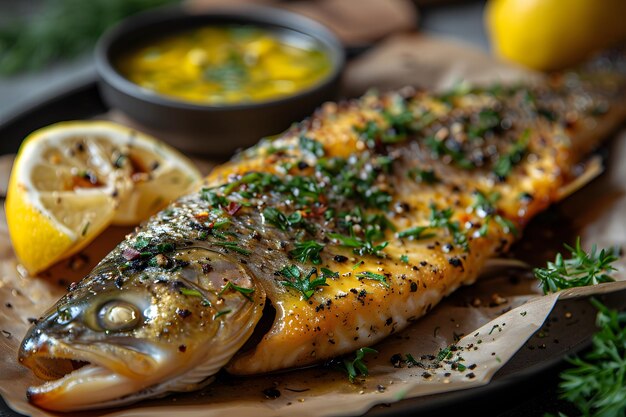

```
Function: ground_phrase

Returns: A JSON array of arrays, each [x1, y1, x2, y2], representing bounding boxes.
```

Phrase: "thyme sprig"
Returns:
[[533, 238, 618, 294]]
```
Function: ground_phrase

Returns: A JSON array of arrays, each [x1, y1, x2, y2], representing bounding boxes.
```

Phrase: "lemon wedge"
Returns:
[[6, 121, 202, 275]]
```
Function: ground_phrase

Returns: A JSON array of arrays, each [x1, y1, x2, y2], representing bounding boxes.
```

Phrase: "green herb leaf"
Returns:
[[342, 347, 378, 383], [263, 207, 289, 231], [133, 236, 151, 250], [278, 265, 329, 300], [212, 241, 251, 256], [356, 271, 389, 287], [299, 135, 325, 158], [329, 229, 389, 258], [179, 287, 211, 307], [425, 135, 474, 170], [555, 299, 626, 417], [533, 238, 618, 294], [214, 309, 231, 318], [397, 226, 434, 240], [493, 129, 530, 179], [289, 240, 324, 265], [219, 281, 254, 301]]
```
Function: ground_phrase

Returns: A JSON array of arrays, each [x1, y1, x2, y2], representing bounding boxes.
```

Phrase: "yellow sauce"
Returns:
[[117, 26, 333, 105]]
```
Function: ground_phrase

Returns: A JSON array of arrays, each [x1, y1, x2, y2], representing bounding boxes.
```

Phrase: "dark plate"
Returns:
[[0, 80, 622, 417]]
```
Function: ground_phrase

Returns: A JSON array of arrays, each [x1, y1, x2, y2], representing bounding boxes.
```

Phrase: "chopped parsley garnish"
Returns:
[[299, 135, 325, 158], [329, 230, 389, 257], [278, 265, 329, 300], [289, 240, 324, 265], [342, 347, 378, 383], [400, 254, 409, 263], [356, 271, 389, 287], [396, 204, 468, 250], [428, 204, 469, 251], [471, 190, 518, 237], [133, 236, 151, 250], [262, 207, 289, 231], [493, 129, 530, 179], [219, 281, 254, 301], [533, 238, 618, 294], [425, 135, 474, 169], [200, 188, 229, 208], [467, 109, 501, 139]]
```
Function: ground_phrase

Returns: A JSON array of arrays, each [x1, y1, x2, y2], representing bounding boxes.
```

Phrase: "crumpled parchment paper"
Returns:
[[1, 35, 624, 417]]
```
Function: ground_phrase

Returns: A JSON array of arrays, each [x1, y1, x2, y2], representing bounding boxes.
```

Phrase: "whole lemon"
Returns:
[[485, 0, 626, 71]]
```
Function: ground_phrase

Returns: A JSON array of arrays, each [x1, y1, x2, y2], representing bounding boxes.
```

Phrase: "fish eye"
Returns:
[[97, 300, 141, 332]]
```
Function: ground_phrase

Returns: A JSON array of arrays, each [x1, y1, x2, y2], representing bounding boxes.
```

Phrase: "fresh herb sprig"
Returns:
[[533, 238, 618, 294], [547, 299, 626, 417]]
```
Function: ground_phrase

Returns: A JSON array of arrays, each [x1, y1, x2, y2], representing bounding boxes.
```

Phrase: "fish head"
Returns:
[[19, 246, 265, 411]]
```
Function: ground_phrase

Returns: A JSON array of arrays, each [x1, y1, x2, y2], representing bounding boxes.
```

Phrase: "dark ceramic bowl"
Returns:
[[95, 5, 344, 156]]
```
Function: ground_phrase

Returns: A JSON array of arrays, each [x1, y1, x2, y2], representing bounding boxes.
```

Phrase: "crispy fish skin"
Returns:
[[18, 57, 626, 409]]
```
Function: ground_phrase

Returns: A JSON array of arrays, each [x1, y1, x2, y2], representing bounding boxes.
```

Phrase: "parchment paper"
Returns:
[[1, 35, 625, 417]]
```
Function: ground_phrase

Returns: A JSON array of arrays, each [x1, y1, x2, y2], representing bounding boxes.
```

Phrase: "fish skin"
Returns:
[[18, 56, 626, 410]]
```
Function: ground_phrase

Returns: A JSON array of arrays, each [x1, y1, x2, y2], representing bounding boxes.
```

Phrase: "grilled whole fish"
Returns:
[[18, 58, 626, 411]]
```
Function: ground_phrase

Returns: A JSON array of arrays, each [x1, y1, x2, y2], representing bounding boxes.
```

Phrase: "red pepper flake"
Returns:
[[122, 247, 141, 261], [224, 201, 242, 216]]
